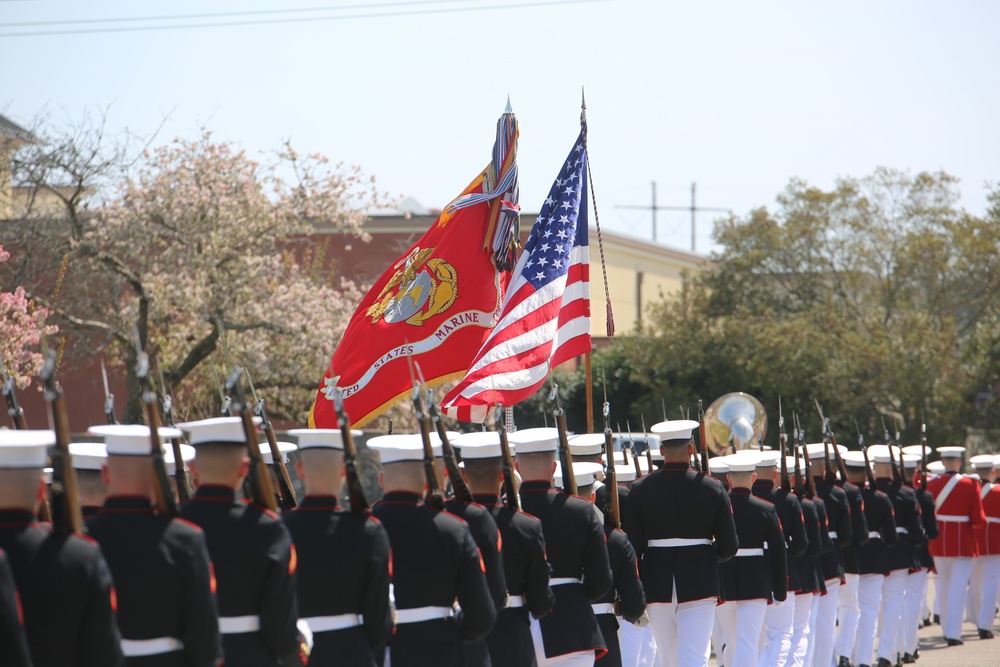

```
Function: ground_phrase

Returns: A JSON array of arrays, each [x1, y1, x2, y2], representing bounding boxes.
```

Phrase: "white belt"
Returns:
[[828, 531, 838, 539], [896, 527, 908, 534], [394, 606, 454, 624], [868, 531, 881, 540], [937, 515, 970, 522], [504, 596, 524, 608], [592, 603, 615, 615], [120, 637, 184, 657], [647, 538, 713, 548], [550, 577, 583, 586], [302, 613, 363, 633], [219, 615, 260, 634], [735, 548, 765, 557], [987, 517, 1000, 524]]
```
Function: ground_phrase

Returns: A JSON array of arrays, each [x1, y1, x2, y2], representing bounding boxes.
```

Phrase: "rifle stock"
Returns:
[[330, 388, 369, 515], [550, 385, 577, 496], [159, 390, 192, 502], [920, 422, 928, 492], [134, 348, 178, 518], [698, 399, 708, 474], [40, 351, 83, 533], [778, 399, 791, 492], [2, 358, 28, 430], [495, 405, 520, 511], [226, 368, 277, 511], [428, 396, 472, 503]]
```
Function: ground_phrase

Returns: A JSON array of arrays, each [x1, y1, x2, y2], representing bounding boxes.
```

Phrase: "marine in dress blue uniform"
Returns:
[[510, 428, 613, 667], [453, 431, 555, 667], [0, 429, 125, 667], [716, 453, 786, 667], [177, 417, 301, 667], [368, 433, 496, 667], [86, 424, 221, 667], [0, 546, 31, 667], [622, 420, 738, 667], [282, 429, 391, 667]]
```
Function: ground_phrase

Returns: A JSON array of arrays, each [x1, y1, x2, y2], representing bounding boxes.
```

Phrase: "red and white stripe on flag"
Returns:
[[442, 132, 591, 423]]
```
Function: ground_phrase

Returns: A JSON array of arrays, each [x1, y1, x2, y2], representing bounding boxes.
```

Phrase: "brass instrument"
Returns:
[[702, 392, 768, 456]]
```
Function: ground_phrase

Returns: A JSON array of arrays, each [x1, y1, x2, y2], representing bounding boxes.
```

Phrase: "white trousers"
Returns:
[[757, 595, 794, 667], [716, 600, 767, 667], [648, 598, 718, 667], [529, 616, 595, 667], [789, 593, 817, 667], [934, 556, 973, 641], [834, 574, 860, 660], [876, 569, 907, 661], [712, 609, 726, 665], [811, 580, 840, 667], [967, 556, 984, 623], [853, 574, 884, 667], [619, 619, 660, 667], [899, 569, 927, 655], [978, 554, 1000, 630]]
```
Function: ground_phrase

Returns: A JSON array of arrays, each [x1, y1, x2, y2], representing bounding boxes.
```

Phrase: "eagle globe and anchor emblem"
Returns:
[[366, 247, 458, 326]]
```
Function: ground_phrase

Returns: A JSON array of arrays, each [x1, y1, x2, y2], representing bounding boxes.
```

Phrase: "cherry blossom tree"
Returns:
[[0, 246, 57, 388], [6, 114, 388, 422]]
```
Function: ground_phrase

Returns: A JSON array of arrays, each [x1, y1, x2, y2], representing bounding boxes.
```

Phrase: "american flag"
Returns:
[[442, 132, 590, 422]]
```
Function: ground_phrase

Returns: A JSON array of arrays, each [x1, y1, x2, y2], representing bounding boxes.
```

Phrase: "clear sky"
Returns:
[[2, 0, 997, 254]]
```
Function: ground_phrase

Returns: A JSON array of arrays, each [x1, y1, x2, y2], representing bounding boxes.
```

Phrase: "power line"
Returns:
[[0, 0, 487, 28], [0, 0, 606, 38]]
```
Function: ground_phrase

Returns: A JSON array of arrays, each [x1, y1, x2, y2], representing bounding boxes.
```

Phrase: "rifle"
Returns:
[[602, 377, 620, 528], [894, 424, 910, 486], [245, 370, 297, 510], [495, 404, 520, 511], [821, 422, 835, 485], [418, 366, 472, 503], [881, 416, 901, 484], [627, 420, 642, 479], [406, 356, 445, 510], [618, 423, 629, 465], [856, 420, 877, 488], [801, 442, 817, 498], [791, 414, 804, 497], [549, 384, 577, 496], [157, 365, 191, 502], [920, 419, 928, 492], [815, 400, 849, 483], [1, 353, 28, 430], [330, 383, 369, 515], [100, 359, 118, 425], [211, 364, 232, 416], [641, 414, 653, 473], [40, 350, 82, 533], [698, 398, 708, 474], [225, 367, 277, 511], [133, 336, 179, 518], [778, 398, 791, 492]]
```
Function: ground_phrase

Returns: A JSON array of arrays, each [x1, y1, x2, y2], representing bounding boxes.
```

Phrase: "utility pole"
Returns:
[[617, 181, 730, 253]]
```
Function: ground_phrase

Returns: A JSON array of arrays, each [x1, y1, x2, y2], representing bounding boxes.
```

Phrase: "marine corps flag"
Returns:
[[310, 106, 520, 428]]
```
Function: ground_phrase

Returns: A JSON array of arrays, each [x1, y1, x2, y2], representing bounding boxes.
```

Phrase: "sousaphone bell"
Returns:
[[702, 392, 767, 456]]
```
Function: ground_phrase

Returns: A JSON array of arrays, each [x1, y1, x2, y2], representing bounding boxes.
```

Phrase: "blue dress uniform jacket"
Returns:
[[913, 486, 938, 568], [472, 493, 554, 667], [720, 488, 788, 603], [179, 486, 300, 667], [751, 480, 807, 592], [594, 526, 646, 667], [0, 547, 31, 667], [623, 462, 739, 604], [857, 485, 898, 575], [874, 479, 926, 572], [839, 481, 870, 574], [87, 496, 221, 667], [445, 498, 506, 667], [814, 478, 853, 582], [281, 495, 391, 667], [792, 497, 825, 594], [371, 491, 495, 667], [520, 481, 613, 660], [0, 509, 125, 667]]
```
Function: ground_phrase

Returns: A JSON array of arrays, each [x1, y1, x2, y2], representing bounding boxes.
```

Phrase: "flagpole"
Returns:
[[585, 351, 594, 434]]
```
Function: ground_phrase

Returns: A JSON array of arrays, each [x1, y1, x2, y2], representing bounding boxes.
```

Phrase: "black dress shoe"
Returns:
[[913, 648, 920, 660], [876, 658, 893, 667], [902, 654, 915, 664], [933, 614, 940, 624], [838, 656, 853, 667], [946, 638, 964, 646], [978, 628, 994, 639]]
